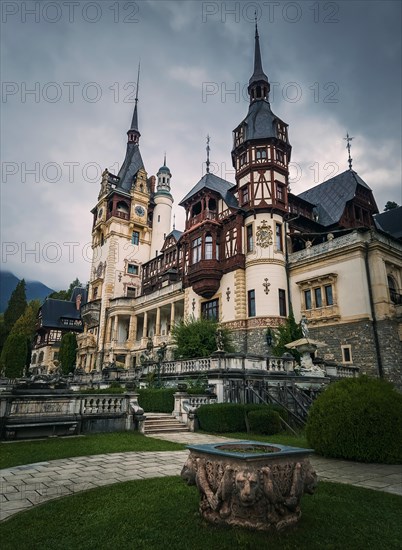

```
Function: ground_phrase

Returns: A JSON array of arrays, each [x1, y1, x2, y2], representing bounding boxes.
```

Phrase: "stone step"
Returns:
[[144, 412, 189, 434]]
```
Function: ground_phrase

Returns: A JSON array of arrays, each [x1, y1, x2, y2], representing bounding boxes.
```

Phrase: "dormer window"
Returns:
[[234, 126, 244, 147], [239, 152, 247, 167]]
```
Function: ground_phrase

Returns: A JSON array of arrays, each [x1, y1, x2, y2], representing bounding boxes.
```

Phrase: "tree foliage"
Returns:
[[271, 311, 303, 360], [59, 332, 78, 374], [384, 201, 399, 211], [171, 317, 233, 359], [49, 278, 83, 301], [3, 279, 27, 333], [0, 333, 28, 378], [0, 300, 41, 376]]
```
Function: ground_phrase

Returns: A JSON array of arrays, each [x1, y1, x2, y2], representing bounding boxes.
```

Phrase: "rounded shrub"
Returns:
[[138, 389, 175, 413], [248, 409, 282, 435], [306, 376, 402, 464]]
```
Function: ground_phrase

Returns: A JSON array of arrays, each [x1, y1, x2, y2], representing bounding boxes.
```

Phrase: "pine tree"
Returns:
[[59, 332, 78, 374], [4, 279, 27, 334], [0, 300, 41, 376], [0, 333, 28, 378]]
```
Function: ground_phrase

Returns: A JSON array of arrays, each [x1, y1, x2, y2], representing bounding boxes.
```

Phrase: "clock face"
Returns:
[[135, 205, 145, 217]]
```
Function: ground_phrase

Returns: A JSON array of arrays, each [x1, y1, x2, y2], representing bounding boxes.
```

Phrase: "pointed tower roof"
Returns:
[[248, 22, 269, 88], [116, 63, 144, 192]]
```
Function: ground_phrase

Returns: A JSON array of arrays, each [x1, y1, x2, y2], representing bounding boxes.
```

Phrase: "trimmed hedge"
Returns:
[[196, 403, 287, 433], [138, 389, 176, 413], [306, 376, 402, 464], [248, 409, 282, 435]]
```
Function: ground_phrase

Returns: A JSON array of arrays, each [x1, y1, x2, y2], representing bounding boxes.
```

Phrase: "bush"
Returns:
[[196, 403, 288, 433], [171, 317, 233, 359], [138, 388, 175, 413], [196, 404, 247, 432], [248, 409, 282, 435], [306, 376, 402, 464]]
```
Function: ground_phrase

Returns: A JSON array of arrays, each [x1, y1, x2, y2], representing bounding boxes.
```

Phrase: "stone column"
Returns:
[[156, 307, 161, 336], [142, 312, 148, 339], [170, 301, 175, 329], [128, 315, 137, 344]]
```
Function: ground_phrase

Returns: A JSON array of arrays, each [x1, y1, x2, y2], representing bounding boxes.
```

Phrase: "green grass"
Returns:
[[0, 432, 185, 469], [0, 477, 401, 549]]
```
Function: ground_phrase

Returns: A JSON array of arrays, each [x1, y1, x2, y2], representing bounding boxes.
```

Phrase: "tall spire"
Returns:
[[127, 62, 141, 143], [248, 18, 270, 103], [206, 134, 211, 174], [344, 132, 354, 170]]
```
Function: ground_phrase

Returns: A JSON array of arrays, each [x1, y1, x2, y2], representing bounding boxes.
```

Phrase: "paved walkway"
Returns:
[[1, 432, 401, 522]]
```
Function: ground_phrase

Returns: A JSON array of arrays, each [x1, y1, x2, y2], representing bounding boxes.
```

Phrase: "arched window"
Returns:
[[205, 234, 213, 260], [38, 351, 44, 363], [388, 275, 398, 304], [31, 354, 37, 364]]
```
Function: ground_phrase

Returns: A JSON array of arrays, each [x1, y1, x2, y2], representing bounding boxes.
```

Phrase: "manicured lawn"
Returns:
[[0, 432, 185, 469], [1, 477, 401, 549]]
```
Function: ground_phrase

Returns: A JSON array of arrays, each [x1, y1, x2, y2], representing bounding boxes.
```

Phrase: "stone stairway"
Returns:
[[144, 413, 189, 434]]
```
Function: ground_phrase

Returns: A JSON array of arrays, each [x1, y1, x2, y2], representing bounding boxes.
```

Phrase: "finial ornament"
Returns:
[[206, 134, 211, 174], [164, 152, 166, 166], [344, 132, 354, 170], [173, 214, 176, 230], [135, 61, 140, 104]]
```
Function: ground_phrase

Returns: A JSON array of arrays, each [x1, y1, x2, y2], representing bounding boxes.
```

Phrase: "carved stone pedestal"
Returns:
[[181, 441, 317, 532]]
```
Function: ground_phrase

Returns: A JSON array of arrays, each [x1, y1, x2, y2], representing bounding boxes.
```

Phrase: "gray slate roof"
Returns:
[[179, 173, 238, 208], [374, 206, 402, 240], [235, 100, 283, 142], [298, 170, 373, 226], [116, 143, 144, 192]]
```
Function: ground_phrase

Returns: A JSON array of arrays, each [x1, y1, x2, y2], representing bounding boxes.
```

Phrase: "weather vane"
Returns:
[[206, 134, 210, 173], [344, 132, 354, 170]]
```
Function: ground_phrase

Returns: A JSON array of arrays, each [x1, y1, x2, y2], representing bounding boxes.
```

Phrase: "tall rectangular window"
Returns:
[[325, 285, 333, 305], [192, 237, 202, 263], [276, 223, 283, 251], [314, 287, 322, 308], [131, 231, 140, 245], [205, 235, 213, 259], [304, 289, 312, 310], [201, 299, 219, 321], [246, 224, 253, 253], [256, 147, 267, 160], [248, 290, 256, 317], [242, 186, 249, 204], [276, 183, 284, 202], [278, 289, 287, 316]]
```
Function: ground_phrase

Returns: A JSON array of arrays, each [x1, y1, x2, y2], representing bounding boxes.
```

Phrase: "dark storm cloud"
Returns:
[[1, 0, 400, 288]]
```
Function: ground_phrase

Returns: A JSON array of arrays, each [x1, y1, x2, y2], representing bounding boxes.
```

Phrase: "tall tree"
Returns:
[[0, 300, 41, 376], [3, 279, 27, 333], [0, 333, 28, 378], [384, 201, 399, 211], [49, 278, 83, 301], [59, 332, 78, 374]]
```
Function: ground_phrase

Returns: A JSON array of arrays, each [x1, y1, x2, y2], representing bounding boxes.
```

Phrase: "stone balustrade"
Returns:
[[0, 392, 142, 440]]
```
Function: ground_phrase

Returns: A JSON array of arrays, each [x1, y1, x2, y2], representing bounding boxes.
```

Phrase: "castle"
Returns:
[[74, 24, 402, 387]]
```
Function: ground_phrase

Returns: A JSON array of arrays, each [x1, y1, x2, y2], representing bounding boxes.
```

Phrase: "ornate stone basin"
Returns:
[[181, 441, 317, 532]]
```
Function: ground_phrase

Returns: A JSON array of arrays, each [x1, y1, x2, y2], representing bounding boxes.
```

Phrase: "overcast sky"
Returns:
[[1, 0, 401, 290]]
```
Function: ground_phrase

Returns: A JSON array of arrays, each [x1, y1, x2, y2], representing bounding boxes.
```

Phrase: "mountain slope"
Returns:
[[0, 271, 54, 313]]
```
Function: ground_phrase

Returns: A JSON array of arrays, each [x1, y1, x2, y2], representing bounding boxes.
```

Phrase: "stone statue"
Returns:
[[300, 315, 309, 338], [215, 327, 224, 352]]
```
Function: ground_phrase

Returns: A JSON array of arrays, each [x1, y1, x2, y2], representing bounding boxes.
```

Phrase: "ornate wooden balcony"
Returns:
[[187, 259, 222, 298]]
